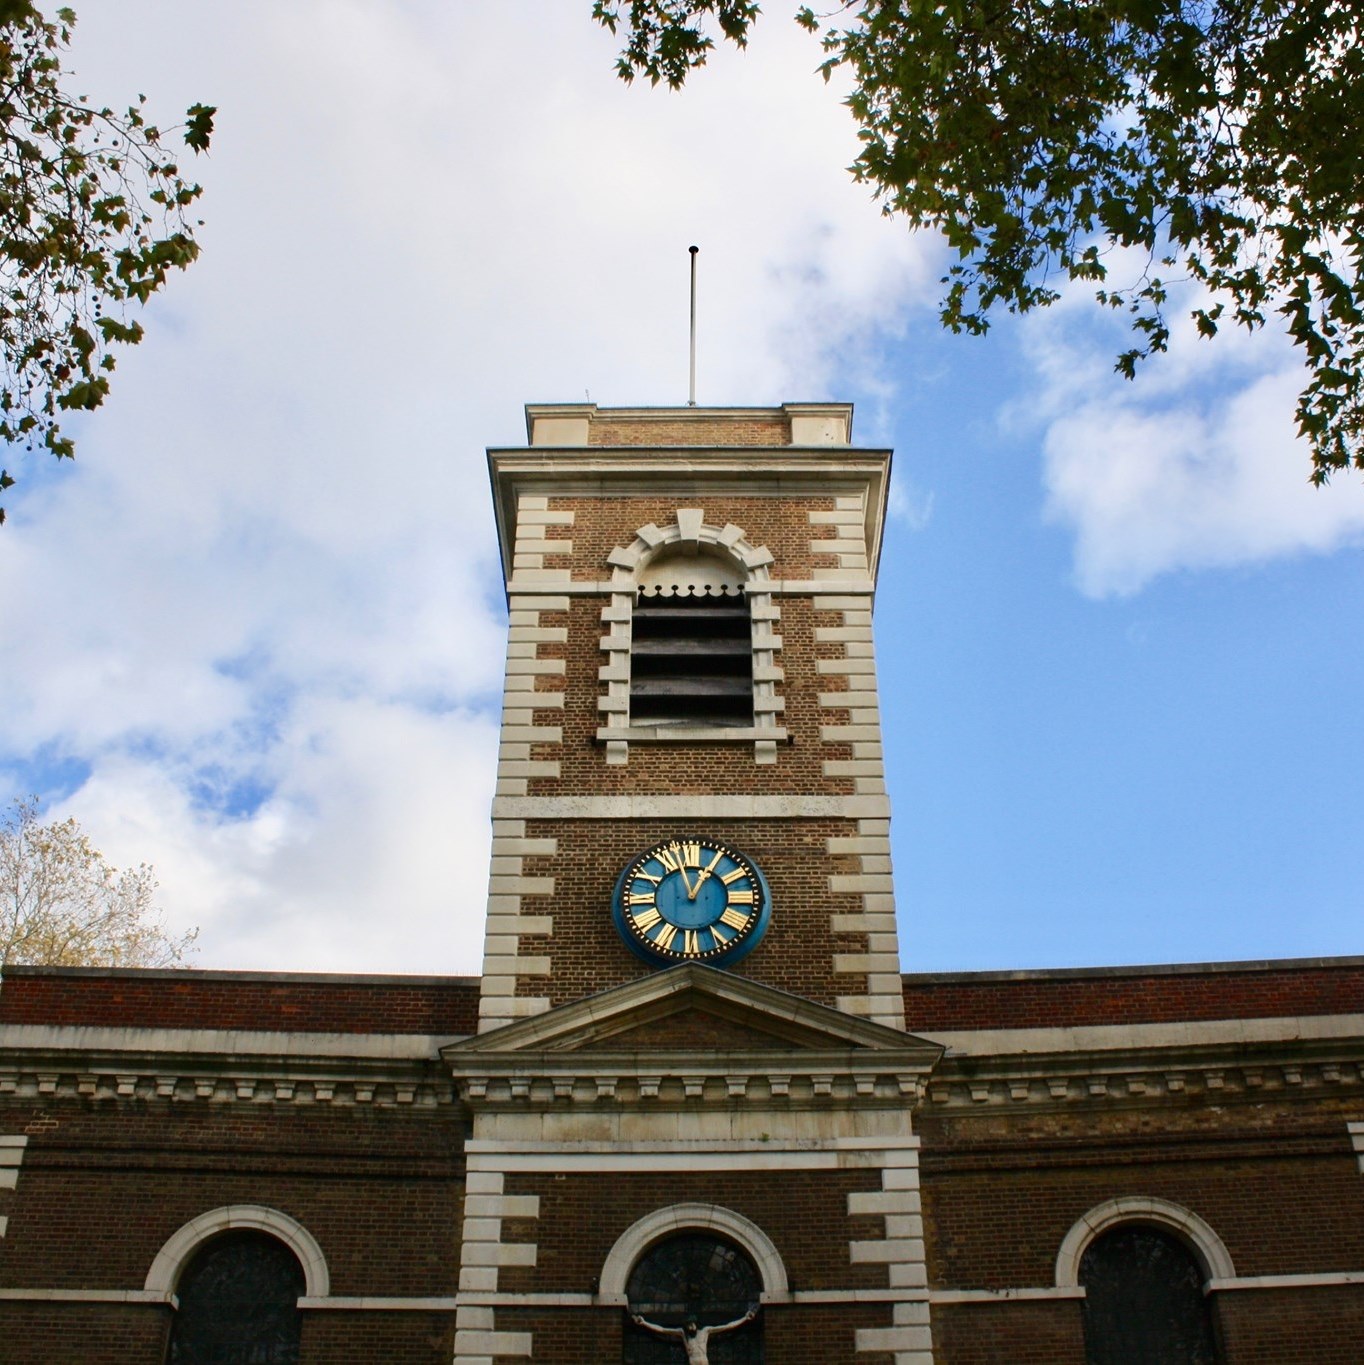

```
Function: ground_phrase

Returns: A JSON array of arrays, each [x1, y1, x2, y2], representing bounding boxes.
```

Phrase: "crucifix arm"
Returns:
[[709, 1307, 758, 1335], [631, 1313, 685, 1339]]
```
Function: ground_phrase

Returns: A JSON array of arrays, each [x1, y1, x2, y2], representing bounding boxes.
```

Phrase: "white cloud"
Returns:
[[48, 699, 499, 973], [1020, 278, 1364, 596], [0, 2, 937, 972]]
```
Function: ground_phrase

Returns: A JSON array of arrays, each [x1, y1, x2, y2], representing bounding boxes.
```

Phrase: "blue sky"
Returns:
[[0, 2, 1360, 974]]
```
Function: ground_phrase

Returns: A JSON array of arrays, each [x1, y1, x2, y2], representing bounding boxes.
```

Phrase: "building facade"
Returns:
[[2, 403, 1363, 1363]]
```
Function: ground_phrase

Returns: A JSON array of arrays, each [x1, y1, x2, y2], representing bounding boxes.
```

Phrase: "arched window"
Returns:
[[631, 551, 752, 728], [623, 1231, 764, 1363], [165, 1230, 304, 1364], [1079, 1224, 1221, 1365]]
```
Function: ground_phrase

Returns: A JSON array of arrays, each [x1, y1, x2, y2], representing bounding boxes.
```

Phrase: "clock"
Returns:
[[612, 837, 771, 967]]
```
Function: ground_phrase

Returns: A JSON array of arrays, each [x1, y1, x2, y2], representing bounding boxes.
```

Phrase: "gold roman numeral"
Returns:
[[727, 889, 756, 905], [719, 907, 750, 930], [720, 868, 748, 886], [632, 908, 663, 931], [628, 890, 656, 906], [656, 846, 681, 873], [653, 923, 678, 951], [683, 930, 699, 956]]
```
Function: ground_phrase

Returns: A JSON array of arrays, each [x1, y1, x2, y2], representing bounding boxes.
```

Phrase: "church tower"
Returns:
[[446, 403, 939, 1362]]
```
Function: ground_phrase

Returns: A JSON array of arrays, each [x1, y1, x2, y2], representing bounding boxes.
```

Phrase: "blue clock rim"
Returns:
[[611, 838, 772, 968]]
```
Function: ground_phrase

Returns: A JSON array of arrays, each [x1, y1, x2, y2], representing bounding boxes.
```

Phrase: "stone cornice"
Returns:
[[0, 1029, 456, 1108], [923, 1032, 1364, 1111], [487, 445, 891, 589], [448, 1049, 934, 1111]]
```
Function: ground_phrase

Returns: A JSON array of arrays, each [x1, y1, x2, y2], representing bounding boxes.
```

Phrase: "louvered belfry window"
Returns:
[[631, 550, 751, 727]]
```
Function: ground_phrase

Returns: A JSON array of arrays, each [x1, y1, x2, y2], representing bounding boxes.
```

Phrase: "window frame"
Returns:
[[597, 511, 785, 763]]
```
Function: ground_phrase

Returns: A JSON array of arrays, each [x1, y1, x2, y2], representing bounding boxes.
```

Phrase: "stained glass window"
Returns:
[[167, 1230, 305, 1365], [624, 1232, 763, 1363], [1080, 1224, 1221, 1365]]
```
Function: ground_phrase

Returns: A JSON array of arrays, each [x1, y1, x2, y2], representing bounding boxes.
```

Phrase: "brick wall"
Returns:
[[588, 416, 791, 447], [500, 1169, 887, 1294], [903, 959, 1364, 1030], [6, 959, 1362, 1038], [1216, 1284, 1364, 1363], [0, 1099, 463, 1296], [302, 1310, 454, 1364], [0, 1302, 172, 1365], [919, 1102, 1364, 1290], [930, 1300, 1085, 1365], [0, 967, 480, 1035], [553, 494, 840, 585], [520, 817, 869, 1006]]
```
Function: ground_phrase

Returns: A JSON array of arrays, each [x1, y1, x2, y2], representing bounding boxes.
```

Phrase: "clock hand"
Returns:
[[687, 849, 726, 900], [689, 849, 726, 899]]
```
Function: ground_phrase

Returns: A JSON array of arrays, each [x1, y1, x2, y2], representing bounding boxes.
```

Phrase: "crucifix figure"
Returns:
[[631, 1308, 757, 1364]]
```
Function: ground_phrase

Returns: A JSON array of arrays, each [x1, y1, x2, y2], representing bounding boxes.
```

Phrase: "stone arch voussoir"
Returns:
[[145, 1204, 330, 1298], [610, 510, 773, 587], [1055, 1195, 1236, 1288], [598, 1202, 789, 1305]]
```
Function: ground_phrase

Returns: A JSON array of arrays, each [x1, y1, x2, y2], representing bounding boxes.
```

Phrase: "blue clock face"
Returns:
[[612, 838, 771, 967]]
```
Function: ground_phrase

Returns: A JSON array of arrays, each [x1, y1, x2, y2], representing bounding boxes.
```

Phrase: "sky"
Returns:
[[1, 1, 1361, 978]]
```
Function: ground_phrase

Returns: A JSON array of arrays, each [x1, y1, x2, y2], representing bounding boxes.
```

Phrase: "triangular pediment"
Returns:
[[442, 963, 941, 1062]]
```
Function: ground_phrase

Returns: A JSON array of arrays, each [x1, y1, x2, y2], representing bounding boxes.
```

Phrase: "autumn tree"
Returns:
[[0, 797, 197, 967], [0, 1, 214, 523], [594, 0, 1364, 483]]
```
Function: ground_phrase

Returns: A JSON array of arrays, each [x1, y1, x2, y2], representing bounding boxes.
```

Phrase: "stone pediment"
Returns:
[[446, 963, 940, 1059], [441, 966, 941, 1110]]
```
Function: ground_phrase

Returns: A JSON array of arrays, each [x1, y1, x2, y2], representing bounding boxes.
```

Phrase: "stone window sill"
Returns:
[[595, 725, 789, 745]]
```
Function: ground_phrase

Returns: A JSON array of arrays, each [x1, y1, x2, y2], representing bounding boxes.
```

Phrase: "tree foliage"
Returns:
[[594, 0, 1364, 483], [0, 797, 197, 967], [0, 1, 214, 523]]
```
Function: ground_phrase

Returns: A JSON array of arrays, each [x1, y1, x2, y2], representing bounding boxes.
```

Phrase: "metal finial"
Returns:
[[688, 246, 699, 406]]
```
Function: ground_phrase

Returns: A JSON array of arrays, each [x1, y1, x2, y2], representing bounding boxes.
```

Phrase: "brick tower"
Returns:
[[445, 403, 939, 1362]]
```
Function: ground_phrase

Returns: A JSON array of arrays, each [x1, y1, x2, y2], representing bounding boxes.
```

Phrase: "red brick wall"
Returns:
[[7, 960, 1362, 1039], [903, 960, 1364, 1030], [0, 968, 480, 1036], [918, 1104, 1364, 1290], [1215, 1283, 1364, 1363], [0, 1302, 172, 1365], [0, 1296, 456, 1364], [301, 1309, 453, 1364], [929, 1279, 1364, 1365], [0, 1099, 463, 1297], [930, 1299, 1085, 1365]]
